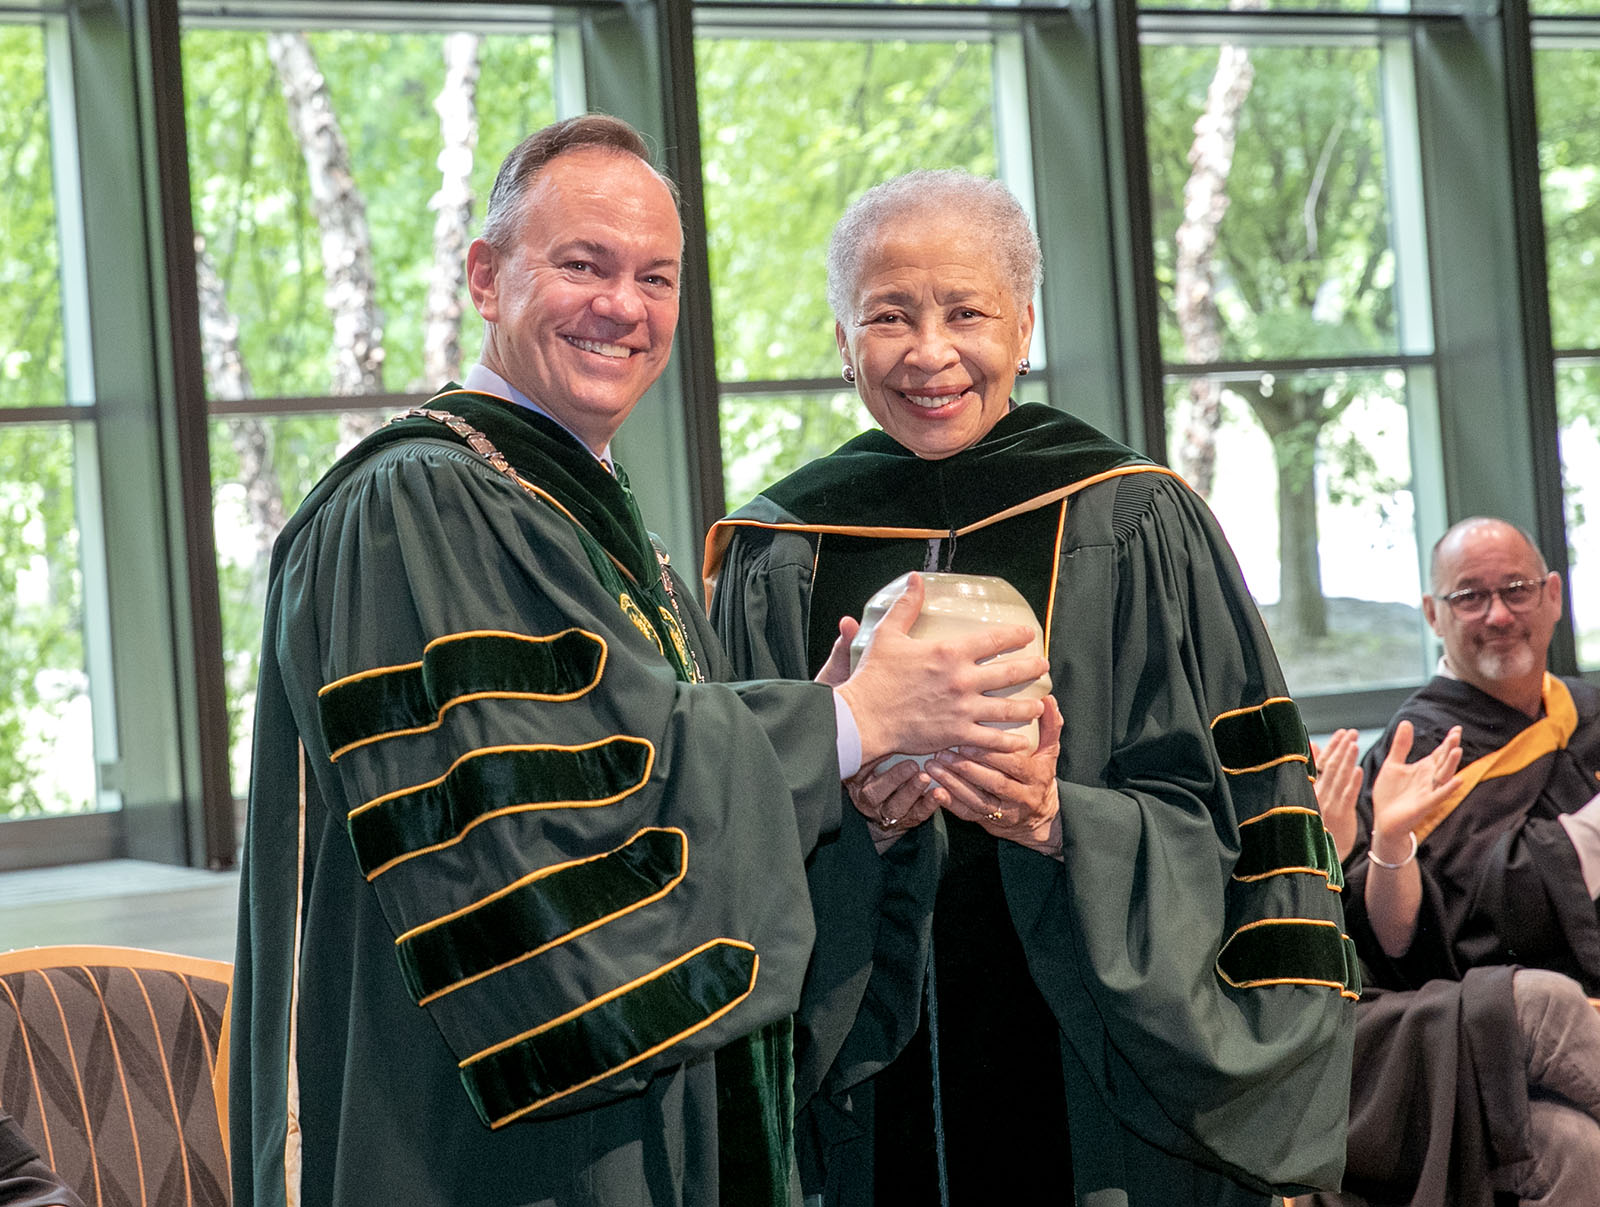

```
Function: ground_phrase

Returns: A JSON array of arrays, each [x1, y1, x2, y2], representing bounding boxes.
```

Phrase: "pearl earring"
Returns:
[[842, 365, 856, 384], [1016, 358, 1031, 376]]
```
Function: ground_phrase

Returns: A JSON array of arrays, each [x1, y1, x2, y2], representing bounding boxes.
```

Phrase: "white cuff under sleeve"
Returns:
[[1557, 794, 1600, 899], [833, 690, 863, 781]]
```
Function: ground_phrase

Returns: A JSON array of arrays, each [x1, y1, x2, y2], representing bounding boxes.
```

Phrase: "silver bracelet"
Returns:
[[1367, 830, 1419, 870]]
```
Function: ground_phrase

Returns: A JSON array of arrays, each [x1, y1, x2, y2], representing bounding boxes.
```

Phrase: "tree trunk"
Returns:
[[419, 32, 482, 392], [1172, 0, 1263, 498], [267, 31, 385, 452], [1273, 427, 1328, 638], [1244, 379, 1329, 640], [195, 235, 287, 560]]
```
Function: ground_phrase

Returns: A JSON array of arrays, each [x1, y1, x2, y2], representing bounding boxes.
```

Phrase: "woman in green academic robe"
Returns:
[[706, 169, 1358, 1207]]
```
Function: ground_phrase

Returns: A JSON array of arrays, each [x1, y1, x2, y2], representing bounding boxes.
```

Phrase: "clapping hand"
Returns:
[[1368, 720, 1464, 867], [1311, 728, 1363, 861]]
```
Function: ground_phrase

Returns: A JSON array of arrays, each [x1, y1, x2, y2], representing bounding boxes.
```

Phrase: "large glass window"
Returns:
[[1144, 32, 1431, 695], [1, 23, 63, 408], [0, 21, 103, 820], [1537, 36, 1600, 668], [695, 33, 1000, 504], [182, 21, 558, 799]]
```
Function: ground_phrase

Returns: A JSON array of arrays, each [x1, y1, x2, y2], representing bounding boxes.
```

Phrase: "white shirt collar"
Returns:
[[461, 363, 615, 468]]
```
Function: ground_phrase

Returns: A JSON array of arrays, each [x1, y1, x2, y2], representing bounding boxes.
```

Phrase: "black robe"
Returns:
[[1344, 673, 1600, 993], [1322, 673, 1600, 1206], [706, 404, 1357, 1206], [0, 1113, 84, 1207]]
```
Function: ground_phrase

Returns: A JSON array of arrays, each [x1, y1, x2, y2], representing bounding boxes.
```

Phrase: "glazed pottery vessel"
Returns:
[[848, 571, 1052, 769]]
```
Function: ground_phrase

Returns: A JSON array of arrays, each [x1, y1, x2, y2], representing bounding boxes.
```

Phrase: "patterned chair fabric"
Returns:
[[0, 945, 232, 1206]]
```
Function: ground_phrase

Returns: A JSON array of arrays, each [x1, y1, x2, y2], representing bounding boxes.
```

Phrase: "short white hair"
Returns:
[[825, 169, 1041, 323]]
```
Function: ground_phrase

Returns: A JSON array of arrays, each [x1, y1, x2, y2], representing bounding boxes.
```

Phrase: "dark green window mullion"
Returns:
[[1499, 0, 1575, 674], [1020, 3, 1161, 454], [579, 0, 715, 582]]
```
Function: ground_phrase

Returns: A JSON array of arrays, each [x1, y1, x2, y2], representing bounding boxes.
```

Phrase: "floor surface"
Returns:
[[0, 859, 240, 963]]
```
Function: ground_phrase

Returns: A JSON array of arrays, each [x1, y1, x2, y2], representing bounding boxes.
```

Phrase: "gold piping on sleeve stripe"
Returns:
[[1215, 970, 1361, 1001], [354, 738, 658, 881], [1222, 753, 1310, 776], [470, 939, 760, 1128], [401, 827, 691, 1006], [318, 659, 421, 696], [1239, 805, 1322, 825], [1211, 695, 1295, 723], [323, 628, 609, 763], [1214, 917, 1360, 1000], [349, 737, 655, 820], [1231, 865, 1342, 886], [1226, 915, 1342, 937], [1235, 807, 1342, 888]]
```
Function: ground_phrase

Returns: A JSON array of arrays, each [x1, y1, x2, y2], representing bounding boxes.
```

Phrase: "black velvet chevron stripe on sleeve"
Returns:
[[1211, 697, 1311, 774], [319, 629, 606, 760], [395, 827, 689, 1004], [1234, 807, 1345, 891], [1215, 919, 1361, 999], [347, 738, 654, 878], [460, 939, 760, 1128]]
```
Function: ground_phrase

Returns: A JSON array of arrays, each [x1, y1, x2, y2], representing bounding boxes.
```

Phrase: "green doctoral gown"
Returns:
[[231, 388, 841, 1207], [705, 403, 1358, 1206]]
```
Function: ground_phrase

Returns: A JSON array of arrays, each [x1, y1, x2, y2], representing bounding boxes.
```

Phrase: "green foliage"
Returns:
[[0, 28, 88, 816], [183, 28, 557, 793], [1145, 40, 1406, 637], [0, 425, 86, 817], [696, 36, 995, 498], [721, 390, 873, 506], [1537, 48, 1600, 373], [182, 28, 557, 399], [1145, 41, 1394, 365], [0, 25, 63, 406]]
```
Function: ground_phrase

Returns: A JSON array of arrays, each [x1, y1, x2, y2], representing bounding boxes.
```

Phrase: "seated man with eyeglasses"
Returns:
[[1308, 515, 1600, 1207]]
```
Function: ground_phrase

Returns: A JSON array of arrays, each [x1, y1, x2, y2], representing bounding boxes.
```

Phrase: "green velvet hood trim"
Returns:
[[1211, 697, 1312, 774], [318, 629, 605, 761], [749, 402, 1148, 531], [360, 387, 660, 585], [1216, 919, 1362, 1000], [713, 403, 1157, 675], [395, 827, 688, 1005], [347, 738, 653, 879], [461, 939, 760, 1127], [1235, 807, 1346, 892]]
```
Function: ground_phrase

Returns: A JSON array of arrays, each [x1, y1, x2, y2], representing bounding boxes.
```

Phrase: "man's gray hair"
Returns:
[[480, 113, 680, 250], [825, 169, 1041, 323]]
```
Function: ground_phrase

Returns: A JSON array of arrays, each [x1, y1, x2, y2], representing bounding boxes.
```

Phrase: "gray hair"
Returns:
[[825, 169, 1041, 323], [480, 113, 680, 249]]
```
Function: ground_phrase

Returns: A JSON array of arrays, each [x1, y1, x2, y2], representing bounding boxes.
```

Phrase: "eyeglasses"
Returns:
[[1438, 574, 1551, 619]]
